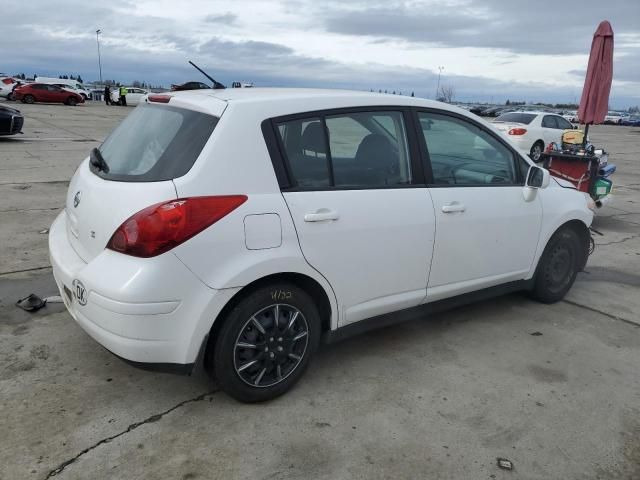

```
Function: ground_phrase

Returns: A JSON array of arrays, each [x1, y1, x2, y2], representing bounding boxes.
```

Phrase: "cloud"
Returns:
[[2, 0, 638, 107], [204, 13, 238, 25]]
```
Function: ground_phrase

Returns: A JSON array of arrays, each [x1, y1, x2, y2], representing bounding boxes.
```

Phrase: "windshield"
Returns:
[[494, 112, 536, 125], [94, 104, 218, 182]]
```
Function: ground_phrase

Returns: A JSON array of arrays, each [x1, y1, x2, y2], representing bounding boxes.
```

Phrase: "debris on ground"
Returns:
[[15, 294, 63, 311], [39, 229, 49, 234], [497, 458, 514, 470], [530, 331, 543, 336], [16, 294, 46, 311]]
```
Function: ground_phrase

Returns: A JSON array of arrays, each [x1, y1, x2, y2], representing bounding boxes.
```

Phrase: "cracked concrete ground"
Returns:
[[0, 101, 639, 480]]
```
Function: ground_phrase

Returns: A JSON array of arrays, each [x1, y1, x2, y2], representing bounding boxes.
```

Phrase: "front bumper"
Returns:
[[49, 211, 239, 368]]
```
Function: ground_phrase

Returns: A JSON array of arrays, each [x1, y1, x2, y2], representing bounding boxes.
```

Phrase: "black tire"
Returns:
[[530, 227, 582, 304], [67, 96, 78, 106], [23, 95, 35, 104], [529, 141, 544, 163], [211, 283, 321, 402]]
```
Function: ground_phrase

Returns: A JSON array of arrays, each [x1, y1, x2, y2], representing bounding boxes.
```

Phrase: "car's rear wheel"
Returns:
[[211, 283, 321, 402], [530, 141, 544, 162], [23, 95, 35, 104], [530, 227, 582, 304], [66, 96, 78, 106]]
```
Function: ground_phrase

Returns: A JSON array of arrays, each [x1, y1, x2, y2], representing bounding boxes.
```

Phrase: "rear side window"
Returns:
[[541, 115, 557, 128], [94, 104, 217, 182], [276, 110, 411, 189]]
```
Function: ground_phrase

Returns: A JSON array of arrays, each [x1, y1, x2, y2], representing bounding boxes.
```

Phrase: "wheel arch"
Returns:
[[203, 272, 334, 371], [532, 218, 591, 278]]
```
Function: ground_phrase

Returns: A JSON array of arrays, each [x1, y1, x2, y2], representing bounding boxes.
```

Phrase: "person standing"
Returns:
[[119, 85, 127, 106], [104, 85, 111, 105]]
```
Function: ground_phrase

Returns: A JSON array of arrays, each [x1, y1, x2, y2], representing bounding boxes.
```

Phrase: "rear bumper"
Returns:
[[49, 211, 239, 368]]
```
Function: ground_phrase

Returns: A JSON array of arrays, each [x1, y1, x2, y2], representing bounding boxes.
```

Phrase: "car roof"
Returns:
[[166, 87, 459, 118]]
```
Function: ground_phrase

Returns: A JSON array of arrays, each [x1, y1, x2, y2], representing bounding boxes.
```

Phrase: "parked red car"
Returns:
[[13, 83, 84, 106]]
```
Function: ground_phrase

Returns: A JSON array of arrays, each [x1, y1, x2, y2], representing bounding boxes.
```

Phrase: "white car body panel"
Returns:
[[48, 88, 594, 369], [426, 186, 542, 300], [493, 112, 573, 157]]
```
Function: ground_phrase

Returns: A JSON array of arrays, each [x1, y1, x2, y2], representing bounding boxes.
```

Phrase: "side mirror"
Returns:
[[526, 165, 550, 189]]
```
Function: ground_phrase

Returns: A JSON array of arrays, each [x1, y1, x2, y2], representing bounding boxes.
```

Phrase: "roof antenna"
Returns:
[[188, 60, 225, 89]]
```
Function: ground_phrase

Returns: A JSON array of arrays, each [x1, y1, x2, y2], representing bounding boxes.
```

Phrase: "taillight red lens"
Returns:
[[148, 94, 171, 103], [508, 128, 527, 135], [2, 78, 14, 84], [107, 196, 248, 258]]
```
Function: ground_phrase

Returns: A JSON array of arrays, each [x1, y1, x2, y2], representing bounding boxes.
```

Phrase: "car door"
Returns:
[[273, 108, 435, 326], [47, 85, 65, 103], [416, 109, 542, 301], [541, 115, 561, 144]]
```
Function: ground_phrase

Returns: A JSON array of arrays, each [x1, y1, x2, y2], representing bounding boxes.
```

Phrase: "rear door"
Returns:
[[541, 115, 561, 144], [273, 108, 435, 326], [417, 109, 542, 301]]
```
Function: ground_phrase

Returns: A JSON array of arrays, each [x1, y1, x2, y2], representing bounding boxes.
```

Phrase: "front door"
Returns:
[[417, 110, 542, 301], [275, 109, 435, 326]]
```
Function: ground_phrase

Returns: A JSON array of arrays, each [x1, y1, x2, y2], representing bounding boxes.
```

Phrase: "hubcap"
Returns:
[[233, 304, 309, 388], [532, 145, 542, 161]]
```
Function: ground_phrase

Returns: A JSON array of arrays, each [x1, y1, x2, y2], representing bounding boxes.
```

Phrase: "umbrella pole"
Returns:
[[583, 123, 590, 147]]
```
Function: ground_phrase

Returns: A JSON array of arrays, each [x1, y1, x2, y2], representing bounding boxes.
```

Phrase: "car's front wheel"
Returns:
[[211, 283, 321, 402], [530, 141, 544, 162], [530, 227, 582, 304], [66, 96, 78, 106]]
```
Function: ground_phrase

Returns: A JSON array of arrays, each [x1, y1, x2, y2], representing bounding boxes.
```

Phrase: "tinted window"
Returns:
[[325, 111, 411, 187], [94, 104, 218, 182], [276, 111, 411, 189], [276, 117, 331, 188], [419, 112, 517, 185], [541, 115, 557, 128], [556, 116, 573, 130], [494, 112, 536, 125]]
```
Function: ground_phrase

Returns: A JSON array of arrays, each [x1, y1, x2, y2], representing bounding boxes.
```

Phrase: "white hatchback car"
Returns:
[[492, 111, 576, 162], [50, 89, 594, 402]]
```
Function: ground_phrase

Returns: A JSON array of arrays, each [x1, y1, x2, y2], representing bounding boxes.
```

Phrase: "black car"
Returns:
[[0, 104, 23, 135], [170, 81, 211, 91]]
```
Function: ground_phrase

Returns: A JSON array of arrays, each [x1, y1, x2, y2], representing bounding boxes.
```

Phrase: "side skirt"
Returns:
[[322, 280, 532, 344]]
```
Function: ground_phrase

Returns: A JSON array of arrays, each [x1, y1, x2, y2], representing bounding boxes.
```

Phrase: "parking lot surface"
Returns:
[[1, 101, 639, 480]]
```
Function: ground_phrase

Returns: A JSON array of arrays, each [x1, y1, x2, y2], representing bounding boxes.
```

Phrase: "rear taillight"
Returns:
[[148, 94, 171, 103], [107, 196, 247, 258], [508, 128, 527, 135], [2, 78, 14, 84]]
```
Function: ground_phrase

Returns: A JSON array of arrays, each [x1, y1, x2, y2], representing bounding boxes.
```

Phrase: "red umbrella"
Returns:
[[577, 20, 614, 139]]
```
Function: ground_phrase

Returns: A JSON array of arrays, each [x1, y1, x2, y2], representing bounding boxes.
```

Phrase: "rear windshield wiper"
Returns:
[[90, 147, 110, 173]]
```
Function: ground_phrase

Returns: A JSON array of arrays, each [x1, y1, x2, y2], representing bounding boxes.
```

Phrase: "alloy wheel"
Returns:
[[233, 304, 309, 388]]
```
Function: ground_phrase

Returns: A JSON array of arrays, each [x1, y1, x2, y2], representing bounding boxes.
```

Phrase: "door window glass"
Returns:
[[541, 115, 557, 128], [325, 111, 411, 187], [418, 112, 517, 185], [555, 116, 573, 130], [276, 117, 331, 188]]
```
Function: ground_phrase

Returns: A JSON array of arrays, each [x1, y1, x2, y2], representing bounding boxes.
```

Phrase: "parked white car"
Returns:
[[604, 111, 626, 125], [110, 87, 149, 106], [492, 111, 575, 162], [49, 89, 594, 402], [0, 77, 17, 98]]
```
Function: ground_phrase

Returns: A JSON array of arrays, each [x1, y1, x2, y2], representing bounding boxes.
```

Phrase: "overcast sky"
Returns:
[[4, 0, 639, 107]]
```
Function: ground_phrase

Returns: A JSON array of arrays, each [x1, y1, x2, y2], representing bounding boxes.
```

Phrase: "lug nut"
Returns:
[[270, 352, 275, 359]]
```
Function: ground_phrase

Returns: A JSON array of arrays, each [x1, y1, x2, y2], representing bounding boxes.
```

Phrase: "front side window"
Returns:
[[556, 116, 573, 130], [276, 110, 411, 189], [419, 111, 517, 185]]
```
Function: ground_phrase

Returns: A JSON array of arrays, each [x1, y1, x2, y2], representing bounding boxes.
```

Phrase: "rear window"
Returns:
[[494, 113, 536, 125], [93, 104, 217, 182]]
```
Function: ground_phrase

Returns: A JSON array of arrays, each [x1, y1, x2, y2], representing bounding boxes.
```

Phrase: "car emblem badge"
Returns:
[[73, 191, 81, 208], [72, 279, 87, 306]]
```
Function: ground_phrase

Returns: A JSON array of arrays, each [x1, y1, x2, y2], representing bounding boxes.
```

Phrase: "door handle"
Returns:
[[441, 203, 466, 214], [304, 209, 339, 222]]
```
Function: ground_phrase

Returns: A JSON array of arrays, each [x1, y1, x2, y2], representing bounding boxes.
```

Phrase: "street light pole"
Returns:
[[96, 29, 103, 85], [435, 66, 444, 100]]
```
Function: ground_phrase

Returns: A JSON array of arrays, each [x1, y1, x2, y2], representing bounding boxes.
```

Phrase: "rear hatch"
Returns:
[[66, 102, 220, 262]]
